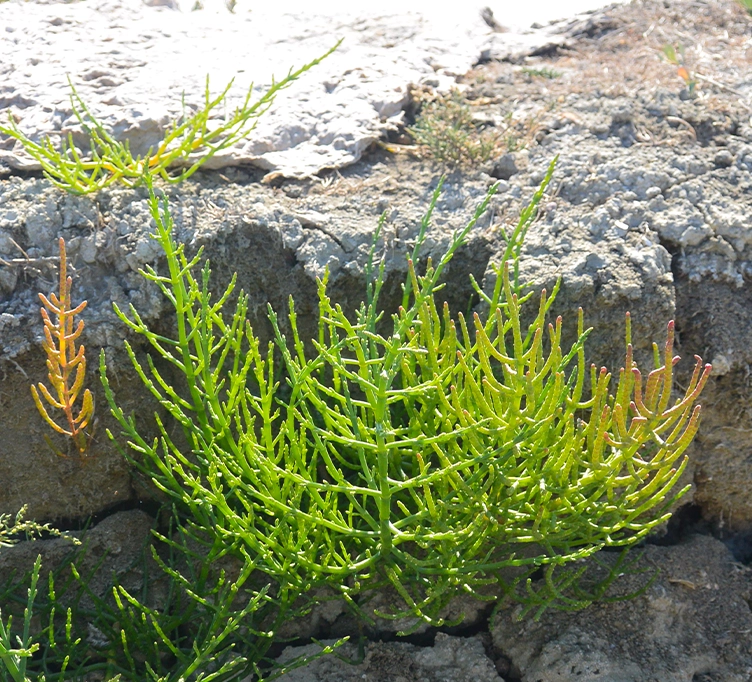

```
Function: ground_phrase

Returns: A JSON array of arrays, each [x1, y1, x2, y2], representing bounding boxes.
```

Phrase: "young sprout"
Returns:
[[662, 43, 697, 97]]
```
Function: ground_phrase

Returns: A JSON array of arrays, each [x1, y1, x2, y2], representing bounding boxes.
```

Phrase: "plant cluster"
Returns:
[[521, 67, 562, 80], [97, 159, 709, 638], [0, 518, 338, 682], [2, 48, 348, 682], [0, 44, 712, 682]]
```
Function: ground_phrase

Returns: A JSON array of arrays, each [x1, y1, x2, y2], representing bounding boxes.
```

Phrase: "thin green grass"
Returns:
[[409, 90, 499, 164]]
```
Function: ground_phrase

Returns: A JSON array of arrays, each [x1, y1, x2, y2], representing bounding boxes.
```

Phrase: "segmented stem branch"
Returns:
[[31, 237, 94, 458]]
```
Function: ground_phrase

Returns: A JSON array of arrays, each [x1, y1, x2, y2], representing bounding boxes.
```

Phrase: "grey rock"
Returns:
[[714, 149, 735, 167], [492, 535, 752, 682], [269, 633, 504, 682], [0, 510, 156, 608], [0, 0, 599, 181], [490, 151, 528, 181]]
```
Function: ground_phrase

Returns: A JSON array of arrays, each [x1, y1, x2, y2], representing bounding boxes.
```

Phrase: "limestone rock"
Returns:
[[491, 535, 752, 682], [270, 633, 504, 682]]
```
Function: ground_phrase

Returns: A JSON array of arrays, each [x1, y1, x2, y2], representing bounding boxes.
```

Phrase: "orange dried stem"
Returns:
[[30, 237, 94, 458]]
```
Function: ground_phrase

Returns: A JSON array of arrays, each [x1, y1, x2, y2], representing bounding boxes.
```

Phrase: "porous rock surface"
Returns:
[[269, 633, 504, 682], [0, 0, 582, 180], [491, 535, 752, 682]]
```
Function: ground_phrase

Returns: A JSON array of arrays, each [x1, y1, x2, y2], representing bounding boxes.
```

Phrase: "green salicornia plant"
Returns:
[[0, 42, 339, 195], [100, 158, 710, 635], [0, 510, 80, 682], [0, 509, 339, 682], [0, 556, 44, 682]]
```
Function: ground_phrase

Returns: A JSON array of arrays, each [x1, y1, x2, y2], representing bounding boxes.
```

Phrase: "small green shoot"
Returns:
[[521, 67, 562, 80], [662, 43, 697, 97], [0, 556, 43, 682]]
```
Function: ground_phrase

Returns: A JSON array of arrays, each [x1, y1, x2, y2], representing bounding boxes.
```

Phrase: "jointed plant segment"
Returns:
[[0, 42, 340, 195], [100, 159, 710, 634], [30, 238, 94, 460]]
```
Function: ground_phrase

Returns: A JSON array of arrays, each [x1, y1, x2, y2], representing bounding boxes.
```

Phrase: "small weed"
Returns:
[[662, 43, 697, 97], [410, 90, 499, 164], [521, 66, 562, 80]]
